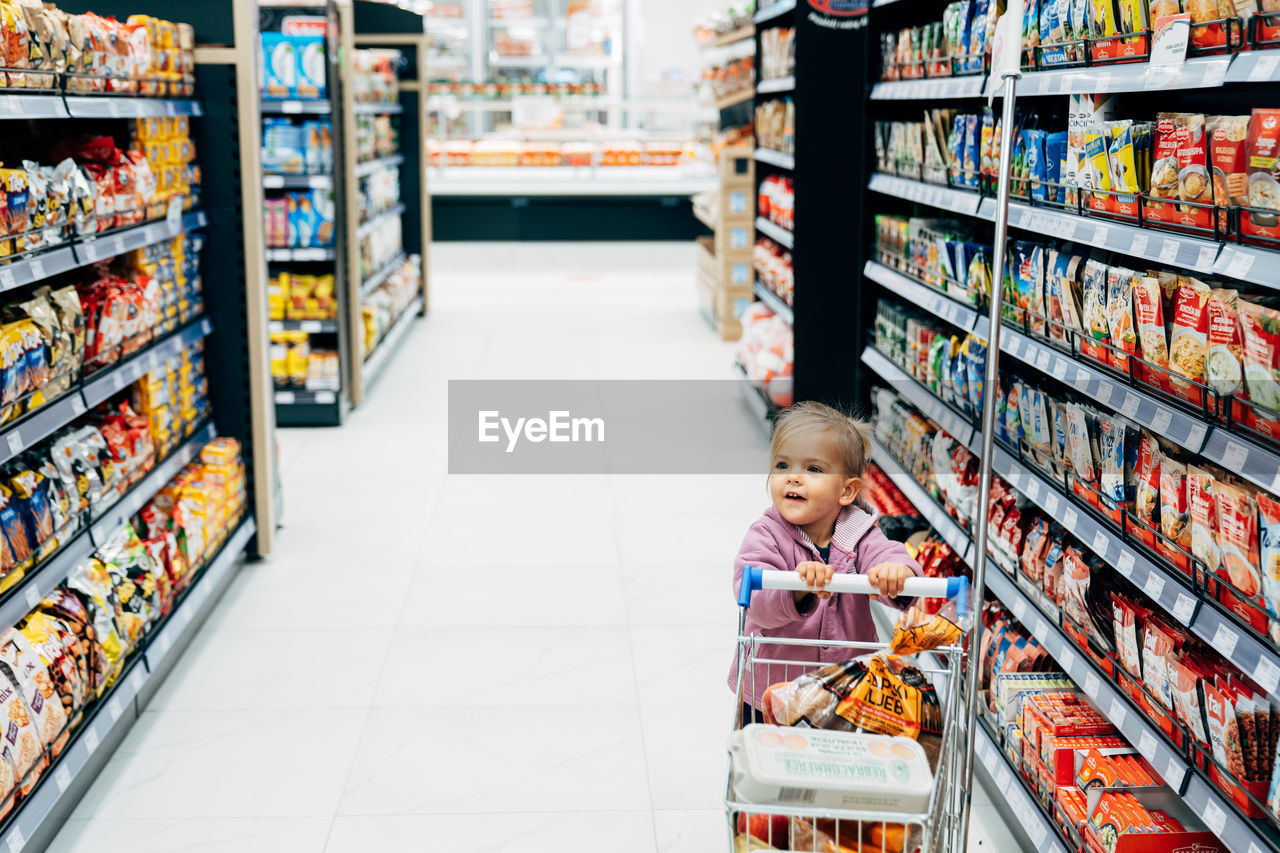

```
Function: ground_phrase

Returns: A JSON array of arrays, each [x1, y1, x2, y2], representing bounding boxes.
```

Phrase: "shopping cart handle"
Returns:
[[737, 567, 969, 616]]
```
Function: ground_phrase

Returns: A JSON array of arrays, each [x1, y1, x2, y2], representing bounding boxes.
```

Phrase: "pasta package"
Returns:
[[1238, 299, 1280, 426], [1106, 267, 1138, 373], [1214, 480, 1262, 602], [1159, 455, 1191, 570], [1243, 108, 1280, 245], [1134, 430, 1161, 546], [1210, 115, 1250, 208], [1188, 464, 1220, 576], [1082, 260, 1111, 365], [1258, 493, 1280, 630], [1167, 276, 1211, 393], [1206, 289, 1243, 397], [1133, 276, 1168, 390]]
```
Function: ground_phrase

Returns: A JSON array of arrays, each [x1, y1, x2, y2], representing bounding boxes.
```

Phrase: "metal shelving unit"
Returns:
[[346, 1, 430, 407], [0, 1, 278, 848]]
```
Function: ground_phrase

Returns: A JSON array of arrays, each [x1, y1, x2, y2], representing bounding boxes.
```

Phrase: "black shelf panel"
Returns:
[[74, 210, 208, 267]]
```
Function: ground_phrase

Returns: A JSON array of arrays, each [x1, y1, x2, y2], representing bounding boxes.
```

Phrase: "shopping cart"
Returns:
[[726, 567, 971, 853]]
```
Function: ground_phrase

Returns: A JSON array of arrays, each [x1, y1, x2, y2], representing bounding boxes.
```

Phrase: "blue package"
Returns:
[[968, 0, 990, 74], [1046, 131, 1067, 203], [292, 36, 327, 100], [312, 189, 335, 247], [260, 33, 297, 100], [1025, 130, 1047, 202], [966, 339, 986, 415], [963, 114, 980, 189]]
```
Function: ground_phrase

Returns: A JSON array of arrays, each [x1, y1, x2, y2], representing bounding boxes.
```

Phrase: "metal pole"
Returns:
[[958, 68, 1019, 850]]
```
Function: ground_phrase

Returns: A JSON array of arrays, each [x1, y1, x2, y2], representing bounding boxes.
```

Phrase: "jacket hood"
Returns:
[[763, 498, 881, 557]]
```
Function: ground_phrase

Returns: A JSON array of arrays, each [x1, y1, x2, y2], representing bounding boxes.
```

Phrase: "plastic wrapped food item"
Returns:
[[730, 724, 934, 813]]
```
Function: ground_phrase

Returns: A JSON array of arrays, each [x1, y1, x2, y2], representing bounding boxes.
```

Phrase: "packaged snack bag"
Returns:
[[1159, 455, 1191, 568], [1244, 109, 1280, 243], [1259, 493, 1280, 628], [1167, 276, 1211, 391], [1210, 115, 1250, 208], [1106, 267, 1138, 373], [1215, 480, 1262, 601], [1239, 299, 1280, 418], [1188, 464, 1220, 576]]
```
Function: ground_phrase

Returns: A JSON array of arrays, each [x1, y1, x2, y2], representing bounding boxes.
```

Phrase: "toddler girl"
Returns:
[[729, 401, 920, 721]]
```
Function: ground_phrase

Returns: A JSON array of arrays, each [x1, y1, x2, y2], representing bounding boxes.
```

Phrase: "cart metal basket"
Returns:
[[726, 568, 971, 853]]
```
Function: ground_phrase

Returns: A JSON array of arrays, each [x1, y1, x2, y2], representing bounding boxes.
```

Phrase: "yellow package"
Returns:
[[1089, 0, 1119, 37], [1108, 123, 1139, 192]]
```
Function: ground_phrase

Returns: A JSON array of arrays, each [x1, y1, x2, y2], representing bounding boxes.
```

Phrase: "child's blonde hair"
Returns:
[[770, 401, 873, 478]]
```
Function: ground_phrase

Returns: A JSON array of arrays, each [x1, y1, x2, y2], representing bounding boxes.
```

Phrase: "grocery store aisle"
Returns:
[[48, 242, 1019, 852]]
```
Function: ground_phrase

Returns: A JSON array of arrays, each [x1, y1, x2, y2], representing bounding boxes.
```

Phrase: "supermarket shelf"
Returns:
[[265, 247, 336, 262], [755, 216, 793, 248], [87, 422, 216, 550], [261, 99, 332, 115], [274, 389, 338, 406], [734, 361, 778, 431], [1214, 242, 1280, 290], [0, 529, 98, 653], [974, 722, 1068, 853], [356, 203, 406, 239], [73, 210, 209, 267], [0, 247, 77, 296], [870, 75, 985, 100], [860, 346, 976, 448], [985, 56, 1230, 97], [262, 173, 332, 189], [354, 154, 405, 179], [984, 567, 1192, 793], [757, 75, 794, 94], [862, 343, 1280, 707], [82, 317, 213, 409], [63, 97, 203, 118], [864, 260, 982, 332], [1000, 326, 1210, 452], [1182, 774, 1280, 853], [361, 251, 408, 297], [1, 514, 255, 853], [755, 0, 795, 24], [1225, 50, 1280, 83], [0, 93, 67, 119], [753, 148, 794, 170], [1199, 429, 1280, 501], [752, 282, 793, 325], [869, 439, 972, 563], [709, 25, 755, 48], [352, 102, 404, 115], [710, 88, 754, 111], [267, 319, 338, 334], [362, 296, 422, 389], [868, 173, 982, 215], [979, 199, 1222, 273]]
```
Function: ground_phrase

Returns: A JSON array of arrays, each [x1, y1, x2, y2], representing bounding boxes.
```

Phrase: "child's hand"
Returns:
[[795, 561, 834, 602], [868, 562, 914, 598]]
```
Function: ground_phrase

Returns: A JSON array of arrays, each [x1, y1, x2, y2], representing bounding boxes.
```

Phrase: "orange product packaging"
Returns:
[[1243, 109, 1280, 245]]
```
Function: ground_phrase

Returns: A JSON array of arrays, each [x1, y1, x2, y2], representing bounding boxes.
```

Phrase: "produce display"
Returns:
[[692, 3, 756, 43], [702, 54, 754, 103], [361, 255, 421, 357], [752, 237, 792, 307], [755, 97, 794, 155], [736, 302, 792, 407], [427, 139, 692, 168], [0, 434, 243, 821]]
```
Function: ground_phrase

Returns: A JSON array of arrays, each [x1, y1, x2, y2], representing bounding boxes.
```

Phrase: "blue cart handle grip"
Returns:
[[738, 567, 969, 618]]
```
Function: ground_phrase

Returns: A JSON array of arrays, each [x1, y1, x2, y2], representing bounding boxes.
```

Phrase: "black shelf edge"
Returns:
[[753, 148, 795, 170], [73, 210, 209, 268], [752, 281, 793, 325], [262, 173, 333, 189], [81, 318, 213, 410], [264, 248, 336, 262], [274, 389, 339, 406], [754, 0, 795, 24]]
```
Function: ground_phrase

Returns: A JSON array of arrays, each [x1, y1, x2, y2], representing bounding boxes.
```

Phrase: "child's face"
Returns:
[[769, 428, 861, 535]]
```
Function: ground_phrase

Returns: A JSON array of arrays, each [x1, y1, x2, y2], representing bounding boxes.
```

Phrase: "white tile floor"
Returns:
[[47, 242, 1025, 852]]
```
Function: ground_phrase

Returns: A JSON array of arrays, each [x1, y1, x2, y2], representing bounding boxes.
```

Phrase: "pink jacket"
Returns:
[[728, 499, 920, 709]]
